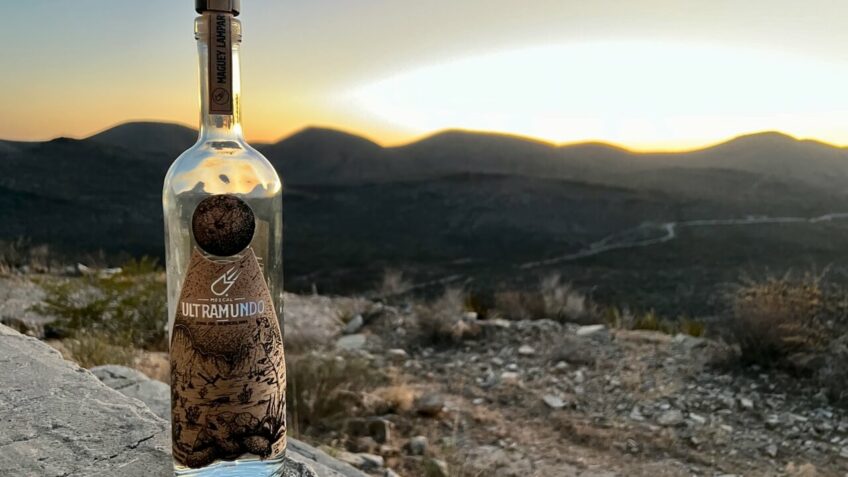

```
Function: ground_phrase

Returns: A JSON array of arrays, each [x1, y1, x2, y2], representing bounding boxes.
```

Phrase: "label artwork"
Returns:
[[170, 248, 286, 468], [208, 13, 233, 115]]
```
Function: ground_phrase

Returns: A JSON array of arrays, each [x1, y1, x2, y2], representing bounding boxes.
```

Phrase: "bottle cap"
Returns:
[[196, 0, 241, 16]]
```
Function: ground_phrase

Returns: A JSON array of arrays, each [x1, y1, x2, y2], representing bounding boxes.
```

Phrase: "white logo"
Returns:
[[211, 267, 240, 296]]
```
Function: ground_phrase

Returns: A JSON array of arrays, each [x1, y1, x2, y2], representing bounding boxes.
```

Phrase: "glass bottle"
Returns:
[[162, 1, 286, 475]]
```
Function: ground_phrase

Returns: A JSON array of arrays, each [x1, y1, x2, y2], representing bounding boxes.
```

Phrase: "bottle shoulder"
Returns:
[[164, 139, 282, 198]]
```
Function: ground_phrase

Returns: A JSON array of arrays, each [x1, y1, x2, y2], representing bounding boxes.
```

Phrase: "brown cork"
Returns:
[[192, 195, 255, 258], [170, 248, 286, 468]]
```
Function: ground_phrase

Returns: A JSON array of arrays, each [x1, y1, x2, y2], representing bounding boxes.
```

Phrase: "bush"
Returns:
[[287, 351, 386, 436], [377, 268, 412, 298], [723, 272, 835, 368], [603, 306, 706, 337], [0, 237, 53, 273], [494, 274, 597, 323], [493, 290, 546, 320], [34, 257, 168, 352], [61, 331, 138, 368], [416, 287, 479, 344]]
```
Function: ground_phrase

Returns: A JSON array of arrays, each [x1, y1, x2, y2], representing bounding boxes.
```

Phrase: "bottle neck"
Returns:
[[195, 13, 244, 143]]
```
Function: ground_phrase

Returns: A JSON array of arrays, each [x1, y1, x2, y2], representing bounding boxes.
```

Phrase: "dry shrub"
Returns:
[[724, 272, 834, 368], [0, 238, 55, 273], [62, 331, 138, 368], [286, 351, 387, 436], [493, 290, 545, 320], [34, 257, 167, 351], [377, 268, 412, 298], [494, 274, 597, 323], [416, 287, 479, 344], [371, 385, 416, 414], [540, 273, 597, 324]]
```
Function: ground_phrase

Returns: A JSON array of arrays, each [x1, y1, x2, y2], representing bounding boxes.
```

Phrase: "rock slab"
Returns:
[[0, 325, 367, 477]]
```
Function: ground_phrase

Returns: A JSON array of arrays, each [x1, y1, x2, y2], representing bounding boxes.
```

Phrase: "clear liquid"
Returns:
[[164, 139, 285, 476]]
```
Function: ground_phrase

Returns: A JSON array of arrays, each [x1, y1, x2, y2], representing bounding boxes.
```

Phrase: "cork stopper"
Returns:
[[196, 0, 241, 16]]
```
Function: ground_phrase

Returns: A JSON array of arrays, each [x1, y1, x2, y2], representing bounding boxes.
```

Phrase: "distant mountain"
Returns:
[[88, 121, 197, 158], [3, 123, 848, 314]]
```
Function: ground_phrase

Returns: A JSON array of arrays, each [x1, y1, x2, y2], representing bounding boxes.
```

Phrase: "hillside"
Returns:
[[3, 123, 848, 314]]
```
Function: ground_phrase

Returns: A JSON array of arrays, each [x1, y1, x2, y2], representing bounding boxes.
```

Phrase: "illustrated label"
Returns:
[[171, 248, 286, 468], [208, 13, 234, 115]]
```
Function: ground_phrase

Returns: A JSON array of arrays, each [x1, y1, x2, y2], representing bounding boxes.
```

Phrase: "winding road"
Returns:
[[519, 212, 848, 269]]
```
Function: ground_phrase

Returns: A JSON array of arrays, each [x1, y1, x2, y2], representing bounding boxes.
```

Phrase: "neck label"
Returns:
[[208, 13, 233, 115]]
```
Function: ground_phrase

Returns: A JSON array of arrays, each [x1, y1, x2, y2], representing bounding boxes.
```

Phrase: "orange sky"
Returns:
[[4, 0, 848, 150]]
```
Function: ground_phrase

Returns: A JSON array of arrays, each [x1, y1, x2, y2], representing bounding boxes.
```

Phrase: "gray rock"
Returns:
[[576, 324, 607, 337], [0, 324, 366, 477], [0, 325, 171, 477], [406, 435, 428, 455], [518, 345, 536, 355], [543, 395, 566, 410], [658, 409, 685, 427], [765, 443, 779, 458], [337, 451, 384, 471], [337, 334, 367, 351], [415, 393, 446, 417], [343, 315, 365, 335], [90, 365, 170, 420]]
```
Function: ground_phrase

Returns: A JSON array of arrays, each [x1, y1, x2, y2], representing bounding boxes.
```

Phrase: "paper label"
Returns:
[[170, 247, 286, 468], [208, 13, 234, 116]]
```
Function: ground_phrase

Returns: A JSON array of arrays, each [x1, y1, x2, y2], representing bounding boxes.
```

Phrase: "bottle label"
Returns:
[[170, 195, 285, 469], [208, 13, 234, 116]]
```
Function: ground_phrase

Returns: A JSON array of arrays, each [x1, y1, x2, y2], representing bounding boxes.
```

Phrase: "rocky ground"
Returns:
[[3, 274, 848, 476], [288, 295, 848, 477]]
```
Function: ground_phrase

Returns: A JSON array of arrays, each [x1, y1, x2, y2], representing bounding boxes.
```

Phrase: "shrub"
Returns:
[[377, 268, 412, 298], [723, 272, 834, 368], [540, 273, 596, 324], [62, 331, 138, 368], [494, 274, 597, 323], [493, 290, 545, 320], [34, 257, 168, 351], [0, 237, 53, 273], [287, 351, 386, 436], [416, 287, 479, 344]]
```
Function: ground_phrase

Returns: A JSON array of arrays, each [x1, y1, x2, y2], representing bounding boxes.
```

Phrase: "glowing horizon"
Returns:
[[4, 1, 848, 151]]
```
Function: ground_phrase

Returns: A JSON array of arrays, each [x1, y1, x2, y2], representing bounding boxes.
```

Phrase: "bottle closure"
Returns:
[[196, 0, 241, 16]]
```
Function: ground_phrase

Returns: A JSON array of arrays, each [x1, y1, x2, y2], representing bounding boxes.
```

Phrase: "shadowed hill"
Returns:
[[88, 121, 197, 158], [3, 123, 848, 313]]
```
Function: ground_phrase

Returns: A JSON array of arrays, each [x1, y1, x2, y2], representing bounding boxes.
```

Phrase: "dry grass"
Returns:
[[723, 272, 837, 369], [493, 290, 546, 320], [494, 274, 598, 323], [416, 287, 479, 344], [61, 331, 138, 368], [286, 351, 387, 436], [0, 238, 54, 274], [373, 385, 416, 414], [377, 268, 413, 298]]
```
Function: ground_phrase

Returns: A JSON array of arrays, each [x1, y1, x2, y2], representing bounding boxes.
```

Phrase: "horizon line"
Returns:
[[2, 119, 844, 155]]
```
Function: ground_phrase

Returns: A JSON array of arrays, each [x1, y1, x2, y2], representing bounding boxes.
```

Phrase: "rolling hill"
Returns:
[[3, 122, 848, 314]]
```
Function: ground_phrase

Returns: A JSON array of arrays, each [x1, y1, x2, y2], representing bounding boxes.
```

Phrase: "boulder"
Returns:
[[0, 324, 368, 477]]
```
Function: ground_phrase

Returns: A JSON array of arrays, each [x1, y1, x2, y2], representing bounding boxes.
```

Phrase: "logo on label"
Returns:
[[211, 267, 240, 296]]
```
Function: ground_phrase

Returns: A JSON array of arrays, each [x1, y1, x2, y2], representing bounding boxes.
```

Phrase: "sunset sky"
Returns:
[[3, 0, 848, 150]]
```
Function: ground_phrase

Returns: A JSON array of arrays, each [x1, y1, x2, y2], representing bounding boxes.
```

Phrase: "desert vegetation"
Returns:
[[6, 260, 848, 475]]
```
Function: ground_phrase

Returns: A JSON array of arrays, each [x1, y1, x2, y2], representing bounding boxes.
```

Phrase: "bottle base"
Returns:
[[174, 454, 288, 477]]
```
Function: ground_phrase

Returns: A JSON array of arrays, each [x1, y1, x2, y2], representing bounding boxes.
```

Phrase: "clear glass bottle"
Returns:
[[163, 2, 286, 475]]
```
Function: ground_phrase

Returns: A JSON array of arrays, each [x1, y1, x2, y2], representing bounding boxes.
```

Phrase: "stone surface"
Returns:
[[337, 333, 367, 351], [90, 365, 171, 420], [0, 325, 367, 477], [0, 325, 171, 476], [343, 315, 365, 335]]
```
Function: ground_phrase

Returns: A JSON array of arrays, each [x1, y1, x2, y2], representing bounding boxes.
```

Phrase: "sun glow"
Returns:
[[347, 42, 848, 150]]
